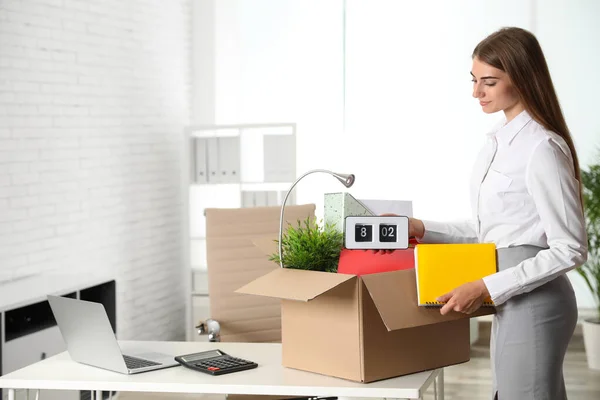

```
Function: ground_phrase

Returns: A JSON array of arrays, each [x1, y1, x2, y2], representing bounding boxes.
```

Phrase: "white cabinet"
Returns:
[[2, 389, 78, 400], [1, 326, 77, 400], [3, 325, 64, 374], [0, 275, 115, 400]]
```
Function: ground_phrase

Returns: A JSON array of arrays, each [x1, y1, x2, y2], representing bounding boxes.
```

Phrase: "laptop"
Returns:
[[48, 295, 179, 374]]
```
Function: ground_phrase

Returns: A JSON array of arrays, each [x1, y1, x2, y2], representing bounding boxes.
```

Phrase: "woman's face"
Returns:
[[471, 57, 521, 116]]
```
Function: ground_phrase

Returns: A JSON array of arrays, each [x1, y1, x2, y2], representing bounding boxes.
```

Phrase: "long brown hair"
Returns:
[[473, 27, 583, 205]]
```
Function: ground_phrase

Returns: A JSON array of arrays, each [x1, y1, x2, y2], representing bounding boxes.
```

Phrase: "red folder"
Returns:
[[337, 247, 415, 276]]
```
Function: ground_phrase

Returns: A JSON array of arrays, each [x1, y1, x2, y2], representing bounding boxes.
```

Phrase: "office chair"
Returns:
[[201, 204, 321, 400], [201, 204, 315, 343]]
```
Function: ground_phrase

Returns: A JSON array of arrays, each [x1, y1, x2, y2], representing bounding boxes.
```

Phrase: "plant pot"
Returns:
[[582, 318, 600, 370]]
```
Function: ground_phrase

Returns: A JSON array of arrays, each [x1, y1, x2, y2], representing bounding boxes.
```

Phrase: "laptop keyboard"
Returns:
[[123, 354, 161, 370]]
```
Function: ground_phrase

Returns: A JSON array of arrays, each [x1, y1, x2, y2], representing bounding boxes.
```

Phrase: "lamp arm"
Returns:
[[278, 169, 340, 269]]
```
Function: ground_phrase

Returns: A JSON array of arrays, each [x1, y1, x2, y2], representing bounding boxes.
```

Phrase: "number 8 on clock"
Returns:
[[355, 224, 373, 242]]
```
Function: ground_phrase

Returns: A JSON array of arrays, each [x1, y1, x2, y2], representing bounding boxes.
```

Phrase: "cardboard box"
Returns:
[[238, 235, 494, 383], [205, 204, 316, 343]]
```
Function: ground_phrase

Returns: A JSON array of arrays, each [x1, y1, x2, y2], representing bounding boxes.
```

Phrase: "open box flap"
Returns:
[[236, 267, 356, 301], [361, 269, 493, 331]]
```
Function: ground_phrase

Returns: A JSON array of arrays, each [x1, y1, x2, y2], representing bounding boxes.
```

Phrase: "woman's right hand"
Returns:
[[408, 217, 425, 240]]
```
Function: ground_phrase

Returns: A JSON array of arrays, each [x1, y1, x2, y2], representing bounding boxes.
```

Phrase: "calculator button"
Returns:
[[175, 351, 257, 376]]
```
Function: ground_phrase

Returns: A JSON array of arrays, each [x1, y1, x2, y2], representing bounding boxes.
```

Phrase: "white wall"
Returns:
[[535, 0, 600, 309], [343, 0, 533, 219], [536, 0, 600, 168], [198, 0, 600, 309], [0, 0, 191, 340], [212, 0, 345, 217]]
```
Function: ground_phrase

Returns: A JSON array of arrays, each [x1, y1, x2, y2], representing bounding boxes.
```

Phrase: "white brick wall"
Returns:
[[0, 0, 191, 340]]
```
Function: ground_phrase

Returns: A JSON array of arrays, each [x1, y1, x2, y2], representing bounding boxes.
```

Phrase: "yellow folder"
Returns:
[[414, 243, 497, 306]]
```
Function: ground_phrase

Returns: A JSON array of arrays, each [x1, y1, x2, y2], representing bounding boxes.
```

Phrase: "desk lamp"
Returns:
[[278, 169, 355, 268]]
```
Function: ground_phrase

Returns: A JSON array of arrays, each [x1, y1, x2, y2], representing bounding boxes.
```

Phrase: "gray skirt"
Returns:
[[491, 245, 578, 400]]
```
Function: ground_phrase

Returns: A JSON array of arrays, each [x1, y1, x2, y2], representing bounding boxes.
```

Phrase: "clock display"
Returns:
[[355, 224, 373, 242], [379, 224, 397, 242], [344, 216, 409, 250]]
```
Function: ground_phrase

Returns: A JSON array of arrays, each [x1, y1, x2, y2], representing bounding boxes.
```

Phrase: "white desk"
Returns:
[[0, 341, 444, 400]]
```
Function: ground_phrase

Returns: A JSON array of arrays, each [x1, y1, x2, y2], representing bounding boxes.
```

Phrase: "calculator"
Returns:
[[174, 349, 258, 375]]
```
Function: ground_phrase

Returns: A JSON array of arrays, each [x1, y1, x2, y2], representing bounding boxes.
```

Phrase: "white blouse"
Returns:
[[420, 110, 588, 305]]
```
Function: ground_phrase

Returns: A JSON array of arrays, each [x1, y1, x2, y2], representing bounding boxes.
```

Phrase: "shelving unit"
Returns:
[[183, 123, 297, 340]]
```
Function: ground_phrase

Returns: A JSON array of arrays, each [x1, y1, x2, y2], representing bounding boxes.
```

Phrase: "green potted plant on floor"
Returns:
[[577, 159, 600, 370], [269, 217, 344, 273]]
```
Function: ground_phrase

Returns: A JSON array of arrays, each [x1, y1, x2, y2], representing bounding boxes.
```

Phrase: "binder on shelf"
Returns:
[[217, 136, 240, 183], [241, 191, 255, 208], [206, 137, 219, 183], [415, 243, 497, 307], [264, 134, 295, 182], [254, 191, 268, 207], [280, 189, 295, 205], [266, 191, 278, 206], [194, 138, 208, 184]]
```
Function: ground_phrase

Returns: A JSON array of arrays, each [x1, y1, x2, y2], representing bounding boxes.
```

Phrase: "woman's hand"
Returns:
[[437, 279, 490, 315], [408, 217, 425, 240]]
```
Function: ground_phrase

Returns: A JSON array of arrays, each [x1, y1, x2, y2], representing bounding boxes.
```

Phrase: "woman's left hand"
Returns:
[[437, 279, 490, 315]]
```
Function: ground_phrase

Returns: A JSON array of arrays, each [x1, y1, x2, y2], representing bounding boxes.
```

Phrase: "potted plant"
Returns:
[[269, 217, 344, 273], [577, 161, 600, 370]]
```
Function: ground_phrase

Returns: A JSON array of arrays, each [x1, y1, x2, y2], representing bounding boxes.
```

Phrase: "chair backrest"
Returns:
[[205, 204, 316, 343]]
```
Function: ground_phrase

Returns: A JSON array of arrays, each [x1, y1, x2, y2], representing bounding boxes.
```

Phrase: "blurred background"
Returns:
[[0, 0, 599, 344]]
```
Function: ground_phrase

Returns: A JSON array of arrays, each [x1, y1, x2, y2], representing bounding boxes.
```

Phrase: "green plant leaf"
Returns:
[[269, 216, 344, 273], [578, 151, 600, 320]]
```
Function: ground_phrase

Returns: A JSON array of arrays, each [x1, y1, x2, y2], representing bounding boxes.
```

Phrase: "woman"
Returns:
[[409, 27, 588, 399]]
